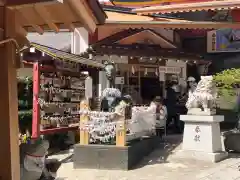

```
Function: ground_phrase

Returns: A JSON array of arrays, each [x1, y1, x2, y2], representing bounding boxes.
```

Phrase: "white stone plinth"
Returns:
[[179, 115, 228, 162]]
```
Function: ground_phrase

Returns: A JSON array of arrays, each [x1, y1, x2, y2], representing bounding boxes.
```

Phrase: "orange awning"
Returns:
[[133, 0, 240, 15]]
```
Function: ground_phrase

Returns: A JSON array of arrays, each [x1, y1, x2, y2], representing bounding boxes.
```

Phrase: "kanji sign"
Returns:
[[159, 66, 181, 74], [194, 126, 201, 142]]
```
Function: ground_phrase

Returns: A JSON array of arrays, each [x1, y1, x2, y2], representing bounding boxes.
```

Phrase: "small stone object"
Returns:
[[20, 139, 50, 180]]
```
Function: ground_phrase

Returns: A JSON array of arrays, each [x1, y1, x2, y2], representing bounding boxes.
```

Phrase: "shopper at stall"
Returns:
[[187, 76, 197, 96], [151, 97, 167, 139]]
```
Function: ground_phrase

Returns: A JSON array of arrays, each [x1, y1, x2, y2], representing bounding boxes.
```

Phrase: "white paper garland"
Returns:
[[102, 88, 121, 98], [82, 115, 117, 143]]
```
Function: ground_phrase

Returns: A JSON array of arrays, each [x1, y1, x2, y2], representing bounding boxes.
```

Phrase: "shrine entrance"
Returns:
[[141, 77, 162, 103]]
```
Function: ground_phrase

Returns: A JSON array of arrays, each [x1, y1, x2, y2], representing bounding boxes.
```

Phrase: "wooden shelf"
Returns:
[[40, 65, 85, 77], [40, 126, 78, 135], [32, 62, 86, 138]]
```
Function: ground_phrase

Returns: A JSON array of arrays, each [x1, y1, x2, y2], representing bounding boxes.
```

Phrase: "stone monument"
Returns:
[[180, 76, 228, 162]]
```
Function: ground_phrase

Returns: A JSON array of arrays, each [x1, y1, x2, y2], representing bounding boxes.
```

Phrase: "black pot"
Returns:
[[223, 130, 240, 153]]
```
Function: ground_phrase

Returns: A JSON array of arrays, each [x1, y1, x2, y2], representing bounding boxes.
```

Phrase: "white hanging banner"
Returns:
[[159, 66, 181, 74], [85, 76, 93, 99], [159, 72, 165, 82], [155, 68, 159, 77], [131, 65, 135, 74], [144, 68, 148, 76]]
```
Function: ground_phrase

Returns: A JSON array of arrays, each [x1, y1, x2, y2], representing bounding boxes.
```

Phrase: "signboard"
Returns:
[[115, 76, 125, 85], [207, 29, 240, 53], [108, 0, 218, 7], [159, 66, 181, 74]]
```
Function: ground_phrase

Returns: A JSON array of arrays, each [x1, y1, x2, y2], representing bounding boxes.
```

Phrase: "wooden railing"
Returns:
[[79, 100, 157, 147], [79, 99, 127, 147]]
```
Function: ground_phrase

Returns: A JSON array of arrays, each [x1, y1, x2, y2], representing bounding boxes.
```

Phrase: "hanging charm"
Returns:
[[144, 68, 148, 76], [131, 65, 135, 75]]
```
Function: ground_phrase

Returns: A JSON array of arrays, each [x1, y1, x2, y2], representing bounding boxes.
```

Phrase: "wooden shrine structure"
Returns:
[[79, 6, 212, 103], [20, 43, 104, 138], [0, 1, 106, 180]]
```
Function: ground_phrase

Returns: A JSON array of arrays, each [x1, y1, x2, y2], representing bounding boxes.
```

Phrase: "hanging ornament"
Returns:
[[155, 68, 159, 77], [144, 68, 148, 76], [131, 65, 135, 75]]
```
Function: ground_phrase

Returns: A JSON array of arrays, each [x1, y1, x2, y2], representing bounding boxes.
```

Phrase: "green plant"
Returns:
[[18, 76, 33, 133], [213, 68, 240, 102]]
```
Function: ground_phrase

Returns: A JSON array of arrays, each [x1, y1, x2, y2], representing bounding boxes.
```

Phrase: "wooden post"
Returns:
[[0, 8, 20, 180], [32, 62, 40, 139], [79, 100, 90, 145], [116, 114, 126, 147]]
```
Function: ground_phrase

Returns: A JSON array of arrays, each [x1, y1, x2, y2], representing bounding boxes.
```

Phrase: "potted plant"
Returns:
[[213, 68, 240, 152]]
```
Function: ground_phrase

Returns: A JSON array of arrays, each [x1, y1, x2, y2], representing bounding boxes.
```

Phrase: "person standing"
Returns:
[[151, 97, 167, 138], [165, 79, 180, 133], [187, 76, 197, 96]]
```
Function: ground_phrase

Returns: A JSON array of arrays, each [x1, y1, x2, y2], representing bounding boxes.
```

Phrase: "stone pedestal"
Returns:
[[179, 115, 228, 162]]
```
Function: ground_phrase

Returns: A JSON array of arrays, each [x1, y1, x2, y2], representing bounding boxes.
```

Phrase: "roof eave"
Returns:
[[88, 0, 107, 25], [100, 20, 240, 29], [133, 0, 240, 15]]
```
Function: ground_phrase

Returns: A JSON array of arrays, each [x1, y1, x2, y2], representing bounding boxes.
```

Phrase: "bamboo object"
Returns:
[[79, 99, 90, 145], [116, 113, 126, 147]]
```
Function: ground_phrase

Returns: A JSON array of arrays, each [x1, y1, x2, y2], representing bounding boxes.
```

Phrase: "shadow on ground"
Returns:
[[133, 134, 182, 169]]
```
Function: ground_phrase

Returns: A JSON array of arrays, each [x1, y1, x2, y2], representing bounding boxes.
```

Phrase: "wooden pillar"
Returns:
[[0, 8, 20, 180], [32, 62, 40, 139], [116, 115, 126, 147], [79, 100, 90, 145]]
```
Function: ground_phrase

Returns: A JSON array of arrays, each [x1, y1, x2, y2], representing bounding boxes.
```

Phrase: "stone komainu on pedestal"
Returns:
[[179, 76, 227, 162], [186, 76, 217, 115]]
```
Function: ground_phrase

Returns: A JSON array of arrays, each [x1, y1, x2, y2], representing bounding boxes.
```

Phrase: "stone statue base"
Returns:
[[178, 115, 227, 162], [187, 108, 216, 116]]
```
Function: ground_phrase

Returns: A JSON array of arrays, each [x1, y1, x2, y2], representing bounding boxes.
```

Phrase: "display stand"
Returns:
[[32, 62, 88, 138], [179, 115, 228, 162]]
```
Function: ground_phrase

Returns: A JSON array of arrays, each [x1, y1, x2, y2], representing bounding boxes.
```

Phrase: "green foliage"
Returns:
[[213, 68, 240, 101], [18, 76, 33, 132], [18, 110, 32, 133]]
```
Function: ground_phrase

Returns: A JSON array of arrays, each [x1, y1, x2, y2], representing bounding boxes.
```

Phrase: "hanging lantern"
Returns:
[[144, 68, 148, 76], [131, 65, 135, 74]]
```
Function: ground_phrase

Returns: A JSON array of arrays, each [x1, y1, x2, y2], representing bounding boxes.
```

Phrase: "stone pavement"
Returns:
[[49, 135, 240, 180]]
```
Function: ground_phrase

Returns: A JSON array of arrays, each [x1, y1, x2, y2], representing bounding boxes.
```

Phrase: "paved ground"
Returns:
[[49, 135, 240, 180]]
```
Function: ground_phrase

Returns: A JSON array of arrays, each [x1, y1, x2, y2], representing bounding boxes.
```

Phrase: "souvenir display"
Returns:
[[37, 67, 86, 131]]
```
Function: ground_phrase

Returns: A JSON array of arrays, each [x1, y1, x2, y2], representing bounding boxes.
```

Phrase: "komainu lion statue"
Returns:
[[186, 76, 217, 115]]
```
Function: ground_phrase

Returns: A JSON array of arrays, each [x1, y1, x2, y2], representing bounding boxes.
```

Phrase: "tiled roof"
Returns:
[[30, 43, 104, 68]]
